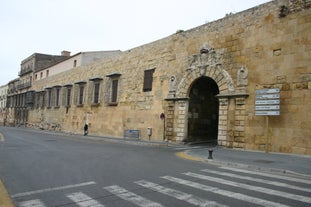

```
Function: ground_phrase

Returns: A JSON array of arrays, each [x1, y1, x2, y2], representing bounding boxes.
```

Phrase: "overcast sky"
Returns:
[[0, 0, 271, 86]]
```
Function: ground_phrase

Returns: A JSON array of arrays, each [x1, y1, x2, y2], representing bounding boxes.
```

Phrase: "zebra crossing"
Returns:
[[16, 167, 311, 207]]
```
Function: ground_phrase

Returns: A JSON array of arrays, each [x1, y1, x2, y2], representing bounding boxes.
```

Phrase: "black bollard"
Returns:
[[208, 148, 213, 159]]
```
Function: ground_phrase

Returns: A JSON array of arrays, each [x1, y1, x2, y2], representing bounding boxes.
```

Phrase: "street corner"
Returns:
[[175, 150, 206, 162], [0, 178, 14, 207]]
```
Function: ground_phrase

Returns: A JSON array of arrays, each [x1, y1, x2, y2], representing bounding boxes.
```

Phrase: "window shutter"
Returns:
[[143, 69, 155, 92]]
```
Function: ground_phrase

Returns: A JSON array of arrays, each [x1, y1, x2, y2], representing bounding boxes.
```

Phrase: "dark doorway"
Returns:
[[187, 77, 219, 144]]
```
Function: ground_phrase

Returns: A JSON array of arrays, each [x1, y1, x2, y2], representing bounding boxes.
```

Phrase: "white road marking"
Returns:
[[104, 185, 164, 207], [184, 172, 311, 204], [19, 199, 46, 207], [162, 176, 291, 207], [12, 181, 96, 198], [220, 167, 311, 184], [67, 192, 105, 207], [136, 180, 228, 207], [201, 169, 311, 193]]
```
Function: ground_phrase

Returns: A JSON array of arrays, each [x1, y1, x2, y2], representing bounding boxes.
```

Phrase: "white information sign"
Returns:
[[255, 88, 280, 116]]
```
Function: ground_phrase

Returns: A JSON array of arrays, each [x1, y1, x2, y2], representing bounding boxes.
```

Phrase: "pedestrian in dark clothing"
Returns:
[[84, 123, 88, 135]]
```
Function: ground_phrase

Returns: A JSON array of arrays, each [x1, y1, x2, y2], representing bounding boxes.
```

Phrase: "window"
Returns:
[[66, 87, 71, 106], [106, 73, 121, 105], [143, 69, 155, 92], [40, 91, 45, 108], [93, 83, 100, 104], [79, 85, 84, 105], [47, 89, 52, 108], [73, 60, 77, 67], [89, 77, 103, 105], [111, 80, 118, 103], [40, 72, 43, 79], [55, 88, 60, 107], [46, 70, 49, 77], [74, 81, 86, 106]]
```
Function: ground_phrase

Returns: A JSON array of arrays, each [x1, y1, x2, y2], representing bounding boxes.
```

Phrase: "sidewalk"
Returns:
[[185, 146, 311, 176]]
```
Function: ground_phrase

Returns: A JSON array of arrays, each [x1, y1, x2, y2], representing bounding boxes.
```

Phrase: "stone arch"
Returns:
[[165, 44, 238, 144], [176, 65, 234, 99], [171, 64, 235, 143]]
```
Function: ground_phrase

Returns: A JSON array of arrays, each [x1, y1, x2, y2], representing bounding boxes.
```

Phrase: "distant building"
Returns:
[[7, 50, 121, 126], [33, 50, 121, 81], [0, 84, 8, 125]]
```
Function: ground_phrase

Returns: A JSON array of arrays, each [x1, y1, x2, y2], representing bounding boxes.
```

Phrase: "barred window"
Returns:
[[47, 89, 52, 108], [94, 83, 100, 104], [74, 81, 86, 106], [89, 77, 103, 105], [66, 87, 71, 106], [79, 85, 84, 105], [55, 88, 60, 107], [143, 69, 155, 92], [106, 73, 121, 106], [111, 80, 118, 103]]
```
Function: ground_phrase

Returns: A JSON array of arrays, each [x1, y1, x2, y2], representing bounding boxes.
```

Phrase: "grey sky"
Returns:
[[0, 0, 271, 86]]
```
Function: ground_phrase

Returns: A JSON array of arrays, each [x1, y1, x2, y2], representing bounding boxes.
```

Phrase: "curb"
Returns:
[[182, 150, 311, 178], [175, 151, 206, 162], [0, 179, 14, 207]]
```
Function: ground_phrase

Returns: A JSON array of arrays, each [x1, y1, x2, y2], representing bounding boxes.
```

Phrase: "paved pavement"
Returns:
[[2, 126, 311, 177], [72, 131, 311, 177]]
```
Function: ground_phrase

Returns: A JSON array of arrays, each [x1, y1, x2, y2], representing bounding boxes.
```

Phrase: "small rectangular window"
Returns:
[[143, 69, 155, 92]]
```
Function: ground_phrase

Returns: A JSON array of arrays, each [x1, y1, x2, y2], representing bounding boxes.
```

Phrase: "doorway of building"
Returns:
[[187, 77, 219, 143]]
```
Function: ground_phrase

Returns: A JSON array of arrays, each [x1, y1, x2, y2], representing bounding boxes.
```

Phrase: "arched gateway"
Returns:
[[187, 77, 219, 143], [165, 44, 248, 147]]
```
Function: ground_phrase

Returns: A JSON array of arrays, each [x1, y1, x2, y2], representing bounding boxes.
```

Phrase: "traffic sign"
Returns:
[[255, 88, 280, 116], [255, 111, 280, 116]]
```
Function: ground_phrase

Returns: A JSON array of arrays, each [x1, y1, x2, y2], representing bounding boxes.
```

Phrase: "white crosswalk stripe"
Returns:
[[135, 180, 228, 207], [19, 199, 46, 207], [103, 185, 164, 207], [184, 172, 311, 204], [220, 166, 311, 184], [162, 175, 291, 207], [16, 167, 311, 207], [66, 192, 105, 207], [201, 169, 311, 193]]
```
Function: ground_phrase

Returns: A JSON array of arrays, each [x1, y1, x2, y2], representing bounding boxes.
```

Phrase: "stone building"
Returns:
[[33, 50, 121, 81], [24, 0, 310, 155], [6, 53, 69, 126], [7, 50, 121, 126]]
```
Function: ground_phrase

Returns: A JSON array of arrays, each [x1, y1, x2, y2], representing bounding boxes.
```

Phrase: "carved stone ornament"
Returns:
[[237, 66, 248, 86], [167, 75, 177, 98], [187, 43, 223, 74]]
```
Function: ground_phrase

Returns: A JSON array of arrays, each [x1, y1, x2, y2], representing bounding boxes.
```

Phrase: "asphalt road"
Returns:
[[0, 127, 310, 207]]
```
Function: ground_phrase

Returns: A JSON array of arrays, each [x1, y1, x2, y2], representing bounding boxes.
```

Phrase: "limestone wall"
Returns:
[[28, 0, 311, 154]]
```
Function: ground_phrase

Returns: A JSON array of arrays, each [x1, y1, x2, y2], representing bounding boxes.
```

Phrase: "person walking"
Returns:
[[84, 123, 88, 136]]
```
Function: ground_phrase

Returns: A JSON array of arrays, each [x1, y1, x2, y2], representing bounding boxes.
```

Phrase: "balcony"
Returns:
[[19, 67, 33, 76], [17, 81, 32, 90]]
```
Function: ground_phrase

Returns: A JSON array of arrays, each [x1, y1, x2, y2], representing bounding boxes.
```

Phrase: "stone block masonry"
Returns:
[[26, 0, 311, 155]]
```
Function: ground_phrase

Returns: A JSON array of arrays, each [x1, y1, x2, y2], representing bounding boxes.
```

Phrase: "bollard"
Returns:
[[208, 148, 213, 159]]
